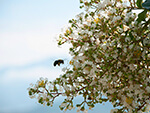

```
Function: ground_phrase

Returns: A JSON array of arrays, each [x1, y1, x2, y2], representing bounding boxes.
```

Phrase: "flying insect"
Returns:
[[53, 59, 64, 66]]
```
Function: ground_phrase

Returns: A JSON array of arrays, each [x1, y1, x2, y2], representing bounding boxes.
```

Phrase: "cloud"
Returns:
[[0, 1, 81, 113], [0, 0, 75, 67], [0, 65, 65, 85], [0, 25, 71, 67], [0, 59, 68, 113]]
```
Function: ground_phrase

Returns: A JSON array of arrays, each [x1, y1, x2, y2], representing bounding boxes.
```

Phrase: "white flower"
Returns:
[[83, 109, 88, 113], [59, 85, 63, 92], [68, 105, 73, 110], [42, 93, 47, 99], [76, 12, 84, 19], [69, 51, 74, 56], [145, 104, 150, 112], [71, 86, 75, 91], [29, 83, 34, 87], [112, 54, 118, 59], [146, 86, 150, 93], [48, 84, 53, 91], [39, 77, 44, 81], [98, 2, 105, 9], [37, 94, 42, 100], [118, 71, 122, 76], [48, 95, 52, 100], [105, 53, 109, 58], [129, 64, 136, 71], [118, 27, 123, 33], [60, 102, 68, 108], [138, 69, 143, 74], [136, 37, 141, 41], [148, 54, 150, 59], [129, 24, 133, 29], [103, 0, 112, 5], [117, 61, 121, 67], [64, 85, 70, 91], [83, 68, 90, 74], [143, 38, 150, 46], [110, 109, 118, 113], [142, 50, 146, 59], [101, 44, 107, 50], [49, 101, 53, 106], [129, 44, 134, 49], [125, 37, 131, 42], [29, 95, 36, 99], [126, 12, 132, 17], [112, 16, 121, 23], [123, 47, 127, 53], [124, 17, 129, 22], [122, 2, 127, 7], [110, 8, 116, 14], [96, 38, 100, 45], [77, 107, 81, 112], [62, 67, 67, 72]]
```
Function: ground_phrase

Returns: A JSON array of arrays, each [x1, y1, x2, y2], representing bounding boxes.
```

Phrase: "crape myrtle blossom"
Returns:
[[28, 0, 150, 113]]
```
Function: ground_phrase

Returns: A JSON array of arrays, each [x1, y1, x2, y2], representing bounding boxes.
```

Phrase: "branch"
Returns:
[[133, 0, 136, 7], [142, 18, 150, 31], [137, 102, 146, 111], [129, 0, 133, 8], [137, 18, 150, 36]]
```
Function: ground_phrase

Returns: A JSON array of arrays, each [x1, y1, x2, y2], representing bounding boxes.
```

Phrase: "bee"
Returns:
[[53, 59, 64, 66]]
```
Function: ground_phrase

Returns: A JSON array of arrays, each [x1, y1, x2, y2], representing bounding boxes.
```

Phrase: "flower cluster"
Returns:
[[28, 0, 150, 112]]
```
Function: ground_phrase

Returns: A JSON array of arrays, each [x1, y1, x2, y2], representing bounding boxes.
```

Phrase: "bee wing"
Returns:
[[60, 60, 64, 64], [54, 60, 58, 66]]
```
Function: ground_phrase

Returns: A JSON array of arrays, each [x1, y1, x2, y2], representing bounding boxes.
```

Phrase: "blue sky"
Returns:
[[0, 0, 113, 113]]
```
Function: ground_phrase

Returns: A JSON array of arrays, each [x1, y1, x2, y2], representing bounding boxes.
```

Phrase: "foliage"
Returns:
[[28, 0, 150, 113], [142, 0, 150, 10]]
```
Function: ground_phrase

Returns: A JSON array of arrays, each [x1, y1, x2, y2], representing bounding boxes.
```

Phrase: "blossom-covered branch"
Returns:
[[28, 0, 150, 112]]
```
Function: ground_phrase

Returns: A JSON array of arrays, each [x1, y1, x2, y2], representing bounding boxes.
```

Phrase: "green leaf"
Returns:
[[80, 0, 83, 3], [38, 97, 44, 104], [136, 0, 143, 8], [90, 104, 95, 108], [102, 98, 108, 102], [136, 9, 147, 24], [69, 20, 72, 23], [80, 106, 85, 111], [28, 90, 32, 95], [47, 102, 51, 106], [129, 31, 134, 40], [59, 106, 65, 110], [85, 13, 89, 19], [99, 99, 103, 103], [142, 0, 150, 10]]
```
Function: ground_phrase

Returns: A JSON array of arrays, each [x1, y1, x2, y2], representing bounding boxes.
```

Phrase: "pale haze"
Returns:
[[0, 1, 113, 113]]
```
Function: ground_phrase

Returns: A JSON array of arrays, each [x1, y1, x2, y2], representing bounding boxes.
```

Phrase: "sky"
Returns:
[[0, 0, 113, 113]]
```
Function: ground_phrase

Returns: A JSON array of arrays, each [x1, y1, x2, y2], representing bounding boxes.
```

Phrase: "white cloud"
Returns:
[[0, 66, 64, 85], [0, 23, 71, 67], [0, 1, 80, 112]]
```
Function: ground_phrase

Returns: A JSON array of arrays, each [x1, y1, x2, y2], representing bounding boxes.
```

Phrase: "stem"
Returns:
[[142, 18, 150, 32], [129, 0, 133, 8], [133, 0, 136, 7], [137, 97, 150, 111]]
